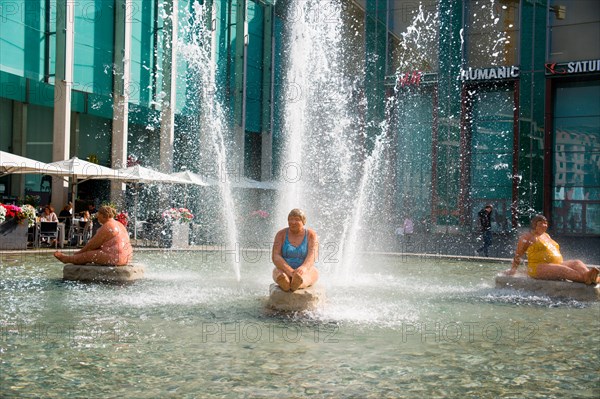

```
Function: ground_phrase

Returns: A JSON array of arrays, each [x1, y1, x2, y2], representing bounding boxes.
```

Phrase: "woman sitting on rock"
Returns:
[[54, 206, 132, 266], [272, 208, 319, 292], [506, 215, 599, 284]]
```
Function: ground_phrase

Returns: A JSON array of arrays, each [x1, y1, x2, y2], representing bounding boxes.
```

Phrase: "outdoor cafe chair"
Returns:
[[71, 220, 92, 246], [38, 221, 59, 248]]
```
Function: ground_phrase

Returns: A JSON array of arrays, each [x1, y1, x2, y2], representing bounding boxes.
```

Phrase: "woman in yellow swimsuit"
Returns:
[[506, 215, 599, 284]]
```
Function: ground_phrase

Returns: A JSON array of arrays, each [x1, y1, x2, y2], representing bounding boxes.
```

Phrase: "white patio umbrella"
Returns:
[[113, 165, 194, 185], [40, 157, 122, 230], [0, 151, 63, 175], [44, 157, 119, 180], [171, 170, 215, 186], [2, 155, 120, 242], [171, 171, 278, 189], [107, 166, 196, 239], [230, 177, 279, 190]]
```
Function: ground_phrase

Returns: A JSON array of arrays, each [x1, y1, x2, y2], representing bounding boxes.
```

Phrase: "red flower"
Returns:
[[116, 212, 129, 227], [3, 204, 21, 218]]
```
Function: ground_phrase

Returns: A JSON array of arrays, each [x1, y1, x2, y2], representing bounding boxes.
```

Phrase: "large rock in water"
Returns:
[[495, 273, 600, 301], [63, 263, 145, 283], [267, 283, 326, 312]]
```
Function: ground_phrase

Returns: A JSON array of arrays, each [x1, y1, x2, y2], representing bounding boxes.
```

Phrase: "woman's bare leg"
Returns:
[[291, 268, 319, 291], [534, 263, 597, 284], [54, 250, 115, 266], [273, 268, 291, 291]]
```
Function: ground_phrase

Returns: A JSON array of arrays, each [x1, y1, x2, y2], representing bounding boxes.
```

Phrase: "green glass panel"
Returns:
[[245, 0, 264, 133], [87, 93, 114, 119], [73, 0, 114, 95], [470, 88, 514, 231], [0, 72, 26, 101], [28, 79, 55, 107], [395, 90, 433, 221], [552, 80, 600, 235], [0, 98, 12, 150], [0, 0, 46, 80], [77, 114, 111, 165], [70, 90, 85, 113], [129, 0, 156, 105]]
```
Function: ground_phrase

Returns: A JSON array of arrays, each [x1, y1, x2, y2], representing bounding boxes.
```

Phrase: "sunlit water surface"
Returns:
[[1, 252, 598, 398]]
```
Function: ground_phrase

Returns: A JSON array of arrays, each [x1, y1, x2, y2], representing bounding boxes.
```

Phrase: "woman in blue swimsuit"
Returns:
[[272, 208, 319, 291]]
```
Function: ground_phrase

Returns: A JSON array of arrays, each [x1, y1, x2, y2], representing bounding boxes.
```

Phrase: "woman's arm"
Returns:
[[508, 232, 532, 274], [272, 229, 295, 277], [296, 229, 318, 275]]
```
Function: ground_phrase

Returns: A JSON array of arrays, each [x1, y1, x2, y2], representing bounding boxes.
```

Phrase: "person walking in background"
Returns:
[[403, 217, 414, 243], [476, 204, 493, 257]]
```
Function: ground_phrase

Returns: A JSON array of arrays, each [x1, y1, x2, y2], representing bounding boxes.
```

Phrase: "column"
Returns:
[[111, 0, 133, 207], [260, 3, 274, 181], [51, 0, 75, 210], [11, 103, 27, 198], [233, 0, 248, 171], [159, 0, 178, 173]]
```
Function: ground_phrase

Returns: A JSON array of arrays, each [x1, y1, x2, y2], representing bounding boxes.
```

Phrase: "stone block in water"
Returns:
[[63, 263, 145, 283], [495, 273, 600, 301], [267, 283, 326, 312]]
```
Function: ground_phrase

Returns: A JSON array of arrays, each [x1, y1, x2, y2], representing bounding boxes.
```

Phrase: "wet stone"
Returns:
[[495, 273, 600, 302], [62, 263, 145, 283], [267, 283, 326, 312]]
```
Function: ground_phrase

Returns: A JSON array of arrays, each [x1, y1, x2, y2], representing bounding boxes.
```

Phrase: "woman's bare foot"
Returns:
[[290, 273, 304, 291], [54, 251, 67, 263], [585, 267, 599, 285], [276, 274, 291, 292]]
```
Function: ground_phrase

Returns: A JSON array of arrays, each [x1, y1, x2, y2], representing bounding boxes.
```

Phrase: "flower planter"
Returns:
[[0, 221, 29, 250]]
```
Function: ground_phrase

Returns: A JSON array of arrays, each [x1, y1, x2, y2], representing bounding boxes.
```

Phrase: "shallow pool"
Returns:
[[1, 251, 598, 398]]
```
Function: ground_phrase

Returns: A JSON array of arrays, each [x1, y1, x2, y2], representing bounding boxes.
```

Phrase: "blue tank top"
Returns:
[[282, 228, 308, 269]]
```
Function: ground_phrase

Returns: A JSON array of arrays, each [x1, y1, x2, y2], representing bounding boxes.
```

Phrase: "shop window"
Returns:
[[388, 0, 439, 73], [464, 0, 520, 68], [470, 88, 515, 232], [549, 0, 600, 63], [552, 80, 600, 235]]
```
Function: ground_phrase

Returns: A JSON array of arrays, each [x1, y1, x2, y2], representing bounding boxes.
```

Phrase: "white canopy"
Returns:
[[0, 151, 63, 175], [171, 170, 215, 186], [171, 170, 277, 189], [42, 157, 118, 180], [231, 178, 278, 190], [110, 165, 193, 185]]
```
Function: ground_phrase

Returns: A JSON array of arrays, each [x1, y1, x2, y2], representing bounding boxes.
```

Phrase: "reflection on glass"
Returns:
[[552, 82, 600, 235], [464, 0, 520, 67]]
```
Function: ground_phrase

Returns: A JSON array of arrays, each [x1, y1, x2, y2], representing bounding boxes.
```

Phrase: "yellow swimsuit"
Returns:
[[526, 234, 563, 277]]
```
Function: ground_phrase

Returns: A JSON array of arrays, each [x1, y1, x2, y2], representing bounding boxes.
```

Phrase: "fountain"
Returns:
[[276, 0, 390, 280], [0, 1, 598, 398], [178, 1, 241, 281]]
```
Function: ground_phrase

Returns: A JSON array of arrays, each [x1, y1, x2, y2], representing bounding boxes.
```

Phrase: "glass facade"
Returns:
[[395, 88, 434, 225], [548, 0, 600, 63], [464, 0, 520, 67], [469, 87, 514, 232], [552, 79, 600, 235], [1, 0, 599, 237]]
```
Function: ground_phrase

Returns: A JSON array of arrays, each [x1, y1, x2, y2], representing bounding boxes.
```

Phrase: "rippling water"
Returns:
[[1, 251, 598, 398]]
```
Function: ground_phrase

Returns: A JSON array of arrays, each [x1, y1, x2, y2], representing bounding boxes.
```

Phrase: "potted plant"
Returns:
[[0, 204, 37, 250], [161, 207, 194, 248]]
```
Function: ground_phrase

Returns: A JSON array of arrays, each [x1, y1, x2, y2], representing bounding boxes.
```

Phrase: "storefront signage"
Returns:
[[386, 72, 437, 87], [545, 59, 600, 75], [396, 71, 423, 87], [459, 66, 519, 81]]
